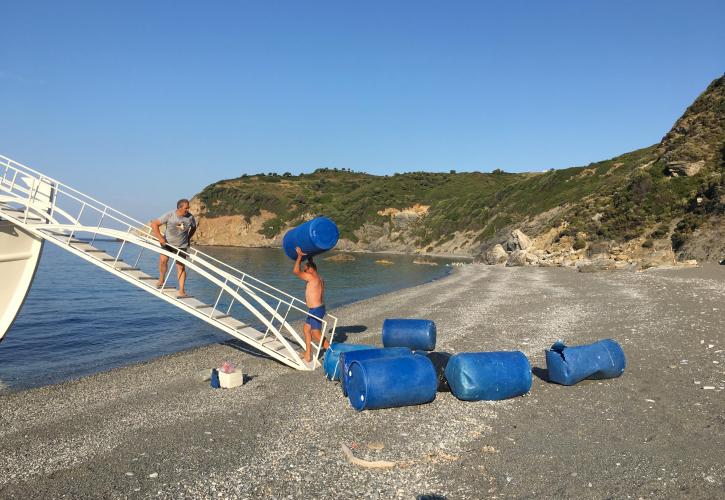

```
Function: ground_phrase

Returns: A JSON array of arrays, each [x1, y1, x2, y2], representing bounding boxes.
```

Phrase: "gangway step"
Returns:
[[66, 241, 287, 351], [0, 205, 46, 222], [217, 316, 246, 330], [195, 306, 231, 320]]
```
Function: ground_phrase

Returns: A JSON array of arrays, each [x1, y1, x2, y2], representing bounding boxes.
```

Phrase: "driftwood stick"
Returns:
[[341, 443, 396, 469]]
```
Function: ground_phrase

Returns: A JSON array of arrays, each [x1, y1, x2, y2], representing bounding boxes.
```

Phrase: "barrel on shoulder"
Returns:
[[282, 217, 339, 260]]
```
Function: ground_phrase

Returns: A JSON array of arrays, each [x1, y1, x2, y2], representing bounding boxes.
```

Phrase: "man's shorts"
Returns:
[[162, 244, 190, 261], [306, 305, 326, 331]]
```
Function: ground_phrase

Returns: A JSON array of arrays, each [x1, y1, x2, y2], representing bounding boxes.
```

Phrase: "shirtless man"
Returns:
[[293, 247, 330, 363]]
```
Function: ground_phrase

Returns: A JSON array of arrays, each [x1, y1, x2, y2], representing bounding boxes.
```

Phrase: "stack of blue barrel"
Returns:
[[340, 319, 439, 411]]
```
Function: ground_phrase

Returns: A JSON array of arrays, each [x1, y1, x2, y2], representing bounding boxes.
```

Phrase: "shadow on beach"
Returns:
[[329, 324, 368, 343]]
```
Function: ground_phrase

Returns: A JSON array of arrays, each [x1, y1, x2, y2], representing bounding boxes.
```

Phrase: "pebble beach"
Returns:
[[1, 264, 724, 498]]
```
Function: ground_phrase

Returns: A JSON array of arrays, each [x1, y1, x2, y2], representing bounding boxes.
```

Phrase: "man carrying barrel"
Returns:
[[293, 247, 330, 363]]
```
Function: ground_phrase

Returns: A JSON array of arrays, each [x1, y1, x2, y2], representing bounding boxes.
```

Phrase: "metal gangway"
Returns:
[[0, 154, 336, 370]]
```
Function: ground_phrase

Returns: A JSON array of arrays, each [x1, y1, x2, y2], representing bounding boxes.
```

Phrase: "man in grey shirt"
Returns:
[[151, 199, 197, 297]]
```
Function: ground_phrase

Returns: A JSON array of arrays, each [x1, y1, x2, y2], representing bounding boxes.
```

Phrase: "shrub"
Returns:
[[651, 223, 669, 239], [642, 239, 654, 248], [573, 238, 587, 250], [259, 217, 284, 238], [671, 232, 688, 251]]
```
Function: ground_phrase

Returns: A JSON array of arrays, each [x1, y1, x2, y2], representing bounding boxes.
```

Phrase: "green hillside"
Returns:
[[194, 74, 725, 256]]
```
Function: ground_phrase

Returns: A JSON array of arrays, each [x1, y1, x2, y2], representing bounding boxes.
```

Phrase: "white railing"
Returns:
[[0, 154, 337, 369]]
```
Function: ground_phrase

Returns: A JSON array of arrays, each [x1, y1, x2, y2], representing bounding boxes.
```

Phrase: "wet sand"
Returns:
[[1, 264, 724, 499]]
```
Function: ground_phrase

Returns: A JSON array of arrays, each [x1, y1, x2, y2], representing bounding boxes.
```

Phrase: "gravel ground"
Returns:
[[1, 264, 724, 499]]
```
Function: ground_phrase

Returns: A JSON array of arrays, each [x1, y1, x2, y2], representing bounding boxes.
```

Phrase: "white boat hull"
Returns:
[[0, 221, 43, 341]]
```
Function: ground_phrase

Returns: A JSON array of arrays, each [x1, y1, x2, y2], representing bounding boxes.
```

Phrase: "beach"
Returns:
[[1, 264, 724, 498]]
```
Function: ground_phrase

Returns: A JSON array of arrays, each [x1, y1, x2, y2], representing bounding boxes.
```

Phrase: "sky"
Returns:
[[1, 1, 724, 219]]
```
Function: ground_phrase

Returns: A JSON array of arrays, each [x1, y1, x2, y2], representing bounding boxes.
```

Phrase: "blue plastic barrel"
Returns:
[[322, 343, 375, 381], [382, 319, 436, 351], [347, 354, 438, 411], [445, 351, 532, 401], [340, 347, 413, 397], [282, 217, 339, 260], [545, 339, 626, 386]]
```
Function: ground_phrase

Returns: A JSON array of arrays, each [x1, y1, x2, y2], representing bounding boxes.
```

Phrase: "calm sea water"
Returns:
[[0, 244, 453, 392]]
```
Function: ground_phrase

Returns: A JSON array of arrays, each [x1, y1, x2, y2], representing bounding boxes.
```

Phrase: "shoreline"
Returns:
[[194, 242, 477, 261], [1, 264, 723, 497]]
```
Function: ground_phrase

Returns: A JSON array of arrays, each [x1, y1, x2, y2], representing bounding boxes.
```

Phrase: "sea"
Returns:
[[0, 243, 455, 392]]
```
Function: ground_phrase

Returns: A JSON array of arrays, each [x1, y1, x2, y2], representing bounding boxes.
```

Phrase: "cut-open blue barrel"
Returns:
[[545, 339, 626, 385], [282, 217, 339, 260], [347, 354, 438, 411], [340, 347, 413, 396]]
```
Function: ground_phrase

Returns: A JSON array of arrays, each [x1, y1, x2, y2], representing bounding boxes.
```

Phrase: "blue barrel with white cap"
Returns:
[[347, 354, 438, 411], [340, 347, 413, 397]]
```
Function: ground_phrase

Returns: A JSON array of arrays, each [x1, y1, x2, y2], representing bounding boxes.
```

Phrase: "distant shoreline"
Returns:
[[193, 242, 476, 261]]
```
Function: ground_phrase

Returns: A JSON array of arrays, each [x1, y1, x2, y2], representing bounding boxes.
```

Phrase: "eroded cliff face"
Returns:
[[189, 198, 282, 247]]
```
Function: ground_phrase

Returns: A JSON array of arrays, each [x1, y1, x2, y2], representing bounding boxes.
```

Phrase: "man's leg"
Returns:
[[157, 254, 169, 287], [302, 322, 312, 362], [176, 262, 187, 297], [310, 328, 330, 350]]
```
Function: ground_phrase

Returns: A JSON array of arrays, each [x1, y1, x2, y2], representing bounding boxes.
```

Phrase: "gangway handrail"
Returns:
[[0, 155, 329, 328], [0, 179, 332, 354], [2, 217, 312, 367], [0, 155, 338, 370]]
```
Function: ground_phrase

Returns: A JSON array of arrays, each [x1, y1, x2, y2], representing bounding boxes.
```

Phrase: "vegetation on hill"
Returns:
[[194, 74, 725, 258], [196, 169, 520, 241]]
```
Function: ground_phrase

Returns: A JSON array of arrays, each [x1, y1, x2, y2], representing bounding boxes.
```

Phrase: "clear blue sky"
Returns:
[[1, 1, 723, 219]]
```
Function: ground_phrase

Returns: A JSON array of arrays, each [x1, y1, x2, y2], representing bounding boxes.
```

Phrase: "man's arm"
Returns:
[[188, 217, 197, 242], [150, 219, 167, 245], [293, 247, 310, 280]]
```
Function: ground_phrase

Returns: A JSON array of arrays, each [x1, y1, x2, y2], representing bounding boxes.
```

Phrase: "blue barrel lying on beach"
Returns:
[[545, 339, 626, 386], [323, 343, 375, 381], [445, 351, 532, 401], [422, 351, 453, 392], [382, 319, 436, 351], [347, 354, 438, 411], [282, 217, 339, 260], [340, 347, 413, 397]]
